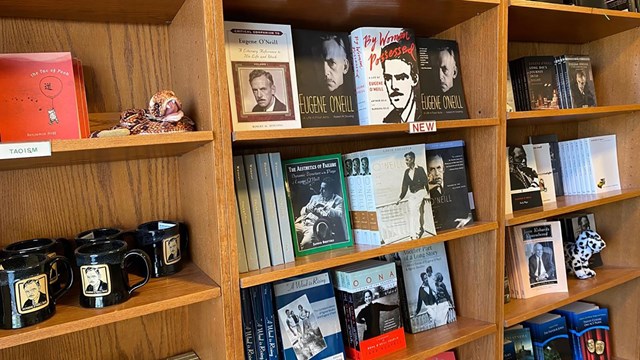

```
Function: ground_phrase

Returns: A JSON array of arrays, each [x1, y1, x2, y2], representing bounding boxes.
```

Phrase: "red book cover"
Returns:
[[427, 351, 456, 360], [0, 52, 82, 142]]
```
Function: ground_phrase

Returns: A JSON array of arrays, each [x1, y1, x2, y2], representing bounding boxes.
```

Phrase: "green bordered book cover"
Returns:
[[283, 153, 353, 257]]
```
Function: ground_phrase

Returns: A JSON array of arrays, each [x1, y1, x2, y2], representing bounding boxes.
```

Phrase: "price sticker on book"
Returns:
[[409, 121, 437, 134], [0, 141, 51, 160]]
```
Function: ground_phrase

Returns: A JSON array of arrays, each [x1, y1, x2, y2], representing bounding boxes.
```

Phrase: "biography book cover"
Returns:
[[425, 140, 473, 231], [350, 27, 421, 125], [292, 30, 358, 128], [283, 154, 353, 257], [416, 38, 469, 120], [0, 52, 83, 142], [507, 144, 543, 211], [522, 56, 559, 110], [564, 55, 597, 108], [224, 22, 301, 131], [273, 271, 345, 360]]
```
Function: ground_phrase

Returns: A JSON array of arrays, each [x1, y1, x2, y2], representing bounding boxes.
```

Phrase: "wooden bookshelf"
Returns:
[[0, 262, 220, 349], [509, 0, 640, 43], [507, 104, 640, 125], [506, 188, 640, 226], [240, 221, 497, 288], [504, 266, 640, 327]]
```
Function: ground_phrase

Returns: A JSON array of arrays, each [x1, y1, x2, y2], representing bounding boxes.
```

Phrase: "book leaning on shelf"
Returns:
[[523, 313, 573, 360], [552, 301, 612, 360], [507, 144, 543, 211]]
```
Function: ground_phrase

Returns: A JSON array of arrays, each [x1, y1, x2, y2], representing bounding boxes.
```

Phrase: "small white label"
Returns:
[[409, 121, 437, 134], [0, 141, 51, 160]]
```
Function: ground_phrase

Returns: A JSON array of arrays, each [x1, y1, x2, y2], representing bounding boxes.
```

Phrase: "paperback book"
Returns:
[[504, 326, 534, 360], [564, 55, 597, 108], [507, 144, 543, 211], [552, 301, 611, 360], [523, 313, 573, 360]]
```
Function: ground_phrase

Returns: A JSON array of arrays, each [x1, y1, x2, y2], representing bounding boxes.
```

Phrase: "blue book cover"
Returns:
[[524, 314, 572, 360], [273, 271, 345, 360], [241, 288, 257, 360], [260, 284, 280, 360], [503, 340, 516, 360], [250, 286, 268, 360], [554, 305, 611, 360], [504, 327, 534, 360]]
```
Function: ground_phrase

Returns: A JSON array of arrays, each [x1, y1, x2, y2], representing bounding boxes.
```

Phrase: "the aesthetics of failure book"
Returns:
[[283, 153, 353, 257], [273, 271, 345, 360], [507, 144, 543, 211], [350, 27, 421, 125], [0, 52, 87, 142], [224, 22, 301, 131], [292, 29, 358, 128], [416, 38, 469, 120]]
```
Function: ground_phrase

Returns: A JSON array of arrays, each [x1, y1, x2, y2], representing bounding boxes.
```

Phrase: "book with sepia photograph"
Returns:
[[292, 29, 358, 128], [224, 21, 301, 132]]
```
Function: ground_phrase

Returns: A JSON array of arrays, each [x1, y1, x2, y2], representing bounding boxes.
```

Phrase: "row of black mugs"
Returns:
[[0, 220, 188, 330]]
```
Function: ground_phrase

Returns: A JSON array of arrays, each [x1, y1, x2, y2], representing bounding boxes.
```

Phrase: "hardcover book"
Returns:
[[273, 271, 345, 360], [416, 38, 469, 120], [350, 27, 421, 125], [507, 144, 543, 211], [0, 52, 83, 142], [224, 22, 301, 131], [283, 154, 353, 257], [425, 140, 473, 231], [292, 29, 358, 128]]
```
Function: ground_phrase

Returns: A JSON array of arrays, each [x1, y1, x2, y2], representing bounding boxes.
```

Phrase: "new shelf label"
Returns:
[[0, 141, 51, 160], [409, 121, 437, 134]]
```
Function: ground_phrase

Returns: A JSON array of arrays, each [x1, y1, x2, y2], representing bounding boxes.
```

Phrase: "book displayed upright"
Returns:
[[283, 154, 353, 257], [532, 143, 557, 204], [552, 301, 611, 360], [292, 29, 358, 128], [563, 55, 597, 108], [507, 144, 543, 211], [416, 38, 469, 120], [529, 134, 564, 197], [224, 22, 301, 131], [504, 326, 534, 360], [350, 27, 421, 125], [523, 313, 573, 360], [233, 155, 260, 271]]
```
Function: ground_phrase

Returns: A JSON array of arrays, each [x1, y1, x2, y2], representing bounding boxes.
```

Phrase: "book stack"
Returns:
[[0, 52, 89, 142], [605, 0, 640, 12], [505, 220, 568, 299], [558, 135, 620, 195], [552, 301, 612, 360]]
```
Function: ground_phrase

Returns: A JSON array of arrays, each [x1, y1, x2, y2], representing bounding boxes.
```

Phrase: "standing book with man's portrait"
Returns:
[[563, 55, 597, 109], [224, 21, 301, 131], [507, 144, 543, 211], [416, 38, 469, 120], [292, 29, 358, 128], [283, 154, 353, 257]]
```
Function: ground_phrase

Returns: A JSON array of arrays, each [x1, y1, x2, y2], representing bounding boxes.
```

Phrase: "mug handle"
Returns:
[[122, 249, 151, 295], [179, 222, 189, 257], [46, 256, 74, 302]]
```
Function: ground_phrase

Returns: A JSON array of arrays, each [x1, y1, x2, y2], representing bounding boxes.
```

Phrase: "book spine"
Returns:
[[256, 153, 285, 266], [233, 156, 260, 271], [240, 288, 257, 360], [260, 284, 279, 360], [250, 286, 267, 360], [362, 150, 381, 245], [268, 153, 296, 263], [351, 29, 370, 125], [235, 197, 249, 273], [244, 154, 272, 269]]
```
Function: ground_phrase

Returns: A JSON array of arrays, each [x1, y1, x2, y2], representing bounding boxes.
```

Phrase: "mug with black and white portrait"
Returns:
[[0, 253, 73, 329], [134, 220, 189, 277]]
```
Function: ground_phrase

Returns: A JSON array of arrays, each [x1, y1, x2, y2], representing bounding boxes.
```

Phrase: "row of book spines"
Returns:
[[234, 152, 296, 273], [557, 137, 619, 195], [241, 285, 280, 360]]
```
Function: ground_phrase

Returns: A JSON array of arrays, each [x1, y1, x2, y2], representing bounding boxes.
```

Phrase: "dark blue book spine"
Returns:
[[260, 284, 279, 360], [250, 286, 267, 360], [241, 288, 257, 360]]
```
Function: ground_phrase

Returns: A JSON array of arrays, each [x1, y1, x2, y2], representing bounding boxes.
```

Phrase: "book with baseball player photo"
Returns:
[[283, 154, 353, 257]]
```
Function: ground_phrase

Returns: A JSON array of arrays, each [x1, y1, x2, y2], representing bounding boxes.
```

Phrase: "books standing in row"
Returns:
[[507, 55, 597, 112], [606, 0, 640, 12], [224, 22, 469, 132], [0, 52, 90, 142]]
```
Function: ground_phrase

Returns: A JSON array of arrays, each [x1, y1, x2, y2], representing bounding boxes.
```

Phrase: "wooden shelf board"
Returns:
[[239, 221, 497, 288], [0, 131, 213, 171], [504, 266, 640, 327], [507, 104, 640, 125], [506, 188, 640, 226], [382, 317, 496, 360], [0, 0, 186, 24], [224, 0, 498, 37], [509, 1, 640, 43], [232, 118, 499, 147], [0, 262, 220, 349]]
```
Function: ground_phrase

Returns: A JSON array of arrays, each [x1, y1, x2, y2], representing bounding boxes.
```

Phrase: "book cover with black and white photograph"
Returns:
[[507, 144, 543, 211], [350, 27, 421, 125], [523, 56, 559, 110], [292, 30, 358, 128], [224, 22, 301, 131], [367, 144, 436, 244], [283, 154, 353, 257], [273, 271, 345, 360], [425, 140, 473, 231], [554, 213, 603, 268], [416, 38, 469, 120], [391, 242, 457, 333], [564, 55, 597, 108]]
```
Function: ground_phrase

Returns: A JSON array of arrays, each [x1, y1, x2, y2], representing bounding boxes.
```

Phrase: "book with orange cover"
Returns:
[[0, 52, 83, 142]]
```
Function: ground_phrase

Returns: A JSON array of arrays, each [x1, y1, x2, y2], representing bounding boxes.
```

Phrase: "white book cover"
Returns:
[[351, 27, 420, 125], [588, 135, 621, 194], [357, 150, 377, 246], [512, 220, 568, 299], [224, 22, 301, 131], [344, 152, 368, 245], [532, 143, 556, 203]]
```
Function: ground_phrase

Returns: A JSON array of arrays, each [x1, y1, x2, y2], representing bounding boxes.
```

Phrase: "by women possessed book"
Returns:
[[283, 154, 352, 257]]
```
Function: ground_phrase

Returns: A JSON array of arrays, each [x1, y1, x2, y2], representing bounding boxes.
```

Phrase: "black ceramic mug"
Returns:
[[74, 227, 135, 249], [0, 253, 73, 329], [135, 220, 189, 278], [74, 240, 151, 308], [1, 238, 71, 294]]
